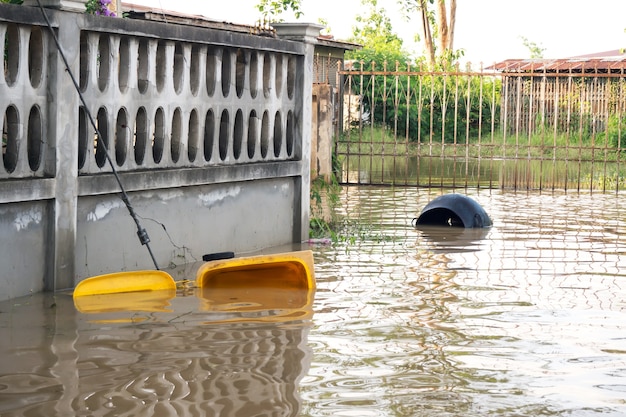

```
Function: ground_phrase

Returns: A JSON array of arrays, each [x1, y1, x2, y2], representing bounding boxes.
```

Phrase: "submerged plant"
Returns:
[[309, 171, 396, 246], [309, 176, 340, 241]]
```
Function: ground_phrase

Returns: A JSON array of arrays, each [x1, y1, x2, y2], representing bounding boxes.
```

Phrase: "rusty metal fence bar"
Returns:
[[335, 62, 626, 192]]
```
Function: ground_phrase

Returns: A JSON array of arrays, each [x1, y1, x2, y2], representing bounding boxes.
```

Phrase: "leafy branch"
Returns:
[[255, 0, 303, 22]]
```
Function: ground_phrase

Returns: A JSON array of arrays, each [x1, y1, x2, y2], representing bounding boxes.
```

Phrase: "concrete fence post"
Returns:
[[311, 84, 333, 183], [43, 11, 81, 291], [273, 23, 323, 243]]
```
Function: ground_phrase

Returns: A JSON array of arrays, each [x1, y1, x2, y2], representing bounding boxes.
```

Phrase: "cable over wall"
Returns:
[[0, 4, 319, 299]]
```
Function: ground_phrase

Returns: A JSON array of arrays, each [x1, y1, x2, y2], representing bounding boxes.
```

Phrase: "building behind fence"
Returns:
[[493, 54, 626, 136], [311, 36, 360, 182], [0, 2, 321, 301], [336, 52, 626, 192]]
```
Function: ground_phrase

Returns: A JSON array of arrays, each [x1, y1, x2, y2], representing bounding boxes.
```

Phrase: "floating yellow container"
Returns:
[[73, 270, 177, 297], [196, 250, 315, 290], [72, 250, 316, 322], [194, 250, 316, 323]]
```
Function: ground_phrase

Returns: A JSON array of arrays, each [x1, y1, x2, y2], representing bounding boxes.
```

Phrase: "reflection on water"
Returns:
[[0, 290, 313, 417], [305, 187, 626, 416], [416, 225, 491, 252], [2, 187, 626, 416], [343, 154, 623, 191]]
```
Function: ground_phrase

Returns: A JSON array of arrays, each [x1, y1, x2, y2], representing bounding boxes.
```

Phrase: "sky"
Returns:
[[126, 0, 626, 65]]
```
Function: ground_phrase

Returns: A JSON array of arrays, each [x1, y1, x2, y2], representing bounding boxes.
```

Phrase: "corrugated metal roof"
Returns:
[[488, 50, 626, 73], [316, 34, 361, 51]]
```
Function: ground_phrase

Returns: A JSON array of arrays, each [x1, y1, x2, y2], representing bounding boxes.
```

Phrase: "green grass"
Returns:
[[337, 125, 626, 163]]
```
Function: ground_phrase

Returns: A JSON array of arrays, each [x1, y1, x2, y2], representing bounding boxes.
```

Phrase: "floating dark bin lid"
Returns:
[[413, 194, 492, 228]]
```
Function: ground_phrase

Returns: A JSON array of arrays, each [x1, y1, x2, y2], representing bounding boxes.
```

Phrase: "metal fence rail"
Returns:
[[335, 63, 626, 192]]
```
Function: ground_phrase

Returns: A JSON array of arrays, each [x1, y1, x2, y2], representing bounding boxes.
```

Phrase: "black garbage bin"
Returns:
[[413, 194, 492, 228]]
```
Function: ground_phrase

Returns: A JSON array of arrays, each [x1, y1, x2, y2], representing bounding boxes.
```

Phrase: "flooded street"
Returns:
[[306, 187, 626, 416], [2, 186, 626, 416]]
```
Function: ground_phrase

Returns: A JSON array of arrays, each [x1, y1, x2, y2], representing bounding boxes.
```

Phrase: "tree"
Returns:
[[255, 0, 303, 21], [398, 0, 457, 68], [348, 0, 405, 59], [339, 0, 494, 148], [255, 0, 460, 68], [520, 36, 546, 59]]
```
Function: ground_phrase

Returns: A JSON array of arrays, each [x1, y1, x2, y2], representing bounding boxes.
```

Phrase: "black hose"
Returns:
[[35, 0, 160, 270]]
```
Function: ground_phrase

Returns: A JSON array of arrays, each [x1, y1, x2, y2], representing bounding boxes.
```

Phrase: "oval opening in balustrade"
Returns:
[[115, 108, 128, 166], [236, 49, 246, 98], [118, 36, 130, 93], [97, 34, 111, 92], [156, 40, 167, 93], [171, 107, 182, 163], [219, 109, 229, 161], [153, 107, 165, 163], [27, 105, 42, 171], [79, 32, 89, 92], [247, 110, 258, 159], [273, 111, 282, 157], [95, 107, 109, 168], [204, 109, 215, 162], [287, 56, 296, 100], [173, 42, 184, 95], [233, 109, 244, 160], [28, 27, 44, 89], [262, 53, 271, 98], [188, 109, 199, 162], [260, 110, 270, 158], [78, 107, 88, 169], [4, 24, 19, 87], [190, 44, 201, 96], [137, 38, 149, 93], [249, 52, 258, 99], [221, 49, 232, 98], [134, 107, 148, 165], [206, 46, 217, 97], [3, 105, 19, 173], [286, 110, 295, 157], [275, 54, 283, 98]]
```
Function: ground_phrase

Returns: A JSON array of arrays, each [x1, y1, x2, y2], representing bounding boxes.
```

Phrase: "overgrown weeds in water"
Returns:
[[334, 219, 398, 245], [309, 175, 341, 241], [337, 124, 626, 163], [582, 171, 626, 190], [309, 173, 399, 245]]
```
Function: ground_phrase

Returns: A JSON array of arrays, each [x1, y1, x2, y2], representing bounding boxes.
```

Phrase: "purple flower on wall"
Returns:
[[86, 0, 117, 17]]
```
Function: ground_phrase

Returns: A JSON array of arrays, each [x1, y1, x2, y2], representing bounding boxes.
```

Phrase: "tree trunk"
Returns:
[[414, 0, 457, 67], [419, 0, 435, 68], [448, 0, 456, 51], [437, 0, 449, 53]]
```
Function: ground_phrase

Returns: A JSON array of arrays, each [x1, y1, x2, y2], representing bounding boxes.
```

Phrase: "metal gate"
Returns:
[[335, 61, 626, 192]]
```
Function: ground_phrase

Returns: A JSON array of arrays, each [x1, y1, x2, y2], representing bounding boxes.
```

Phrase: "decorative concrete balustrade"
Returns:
[[76, 33, 302, 173], [0, 3, 320, 300]]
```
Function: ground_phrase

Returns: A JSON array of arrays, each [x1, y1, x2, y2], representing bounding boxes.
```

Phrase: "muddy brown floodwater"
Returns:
[[1, 186, 626, 416]]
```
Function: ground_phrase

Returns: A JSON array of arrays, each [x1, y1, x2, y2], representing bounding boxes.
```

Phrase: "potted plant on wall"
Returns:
[[85, 0, 119, 16]]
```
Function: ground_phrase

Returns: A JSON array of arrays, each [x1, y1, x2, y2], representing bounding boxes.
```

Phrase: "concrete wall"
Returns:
[[0, 4, 319, 301]]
